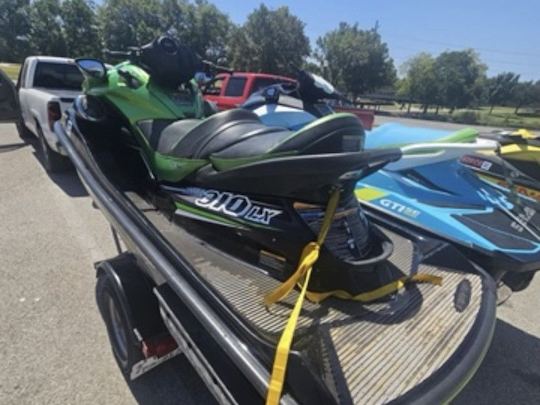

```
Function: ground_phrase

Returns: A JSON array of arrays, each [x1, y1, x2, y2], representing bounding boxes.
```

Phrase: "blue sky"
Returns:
[[213, 0, 540, 81]]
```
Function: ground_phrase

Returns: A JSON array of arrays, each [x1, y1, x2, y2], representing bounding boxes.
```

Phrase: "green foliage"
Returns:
[[400, 53, 439, 112], [99, 0, 163, 50], [394, 78, 409, 100], [0, 0, 32, 62], [62, 0, 101, 58], [399, 51, 539, 115], [227, 4, 310, 75], [315, 22, 396, 99], [486, 72, 520, 112], [302, 60, 322, 75], [185, 0, 232, 59], [511, 81, 540, 114], [433, 49, 487, 111], [451, 110, 478, 124], [28, 0, 67, 56], [1, 0, 538, 116], [161, 0, 232, 60]]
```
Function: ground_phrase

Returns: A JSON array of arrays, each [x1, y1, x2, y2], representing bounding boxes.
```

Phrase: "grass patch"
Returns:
[[0, 63, 21, 81], [380, 103, 540, 129]]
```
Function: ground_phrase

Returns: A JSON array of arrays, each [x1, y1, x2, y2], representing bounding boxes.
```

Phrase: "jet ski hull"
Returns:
[[367, 123, 540, 201], [54, 110, 498, 404], [356, 162, 540, 278], [460, 152, 540, 202]]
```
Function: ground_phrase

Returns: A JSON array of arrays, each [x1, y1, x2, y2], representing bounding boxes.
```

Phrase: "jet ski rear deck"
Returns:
[[55, 112, 496, 404], [149, 207, 493, 404]]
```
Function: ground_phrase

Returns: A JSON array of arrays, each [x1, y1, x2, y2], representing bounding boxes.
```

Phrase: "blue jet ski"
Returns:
[[364, 122, 477, 148], [366, 123, 540, 204], [243, 69, 540, 292]]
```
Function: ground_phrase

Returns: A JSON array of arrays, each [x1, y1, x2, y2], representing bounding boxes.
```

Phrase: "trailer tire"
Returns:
[[96, 273, 143, 376]]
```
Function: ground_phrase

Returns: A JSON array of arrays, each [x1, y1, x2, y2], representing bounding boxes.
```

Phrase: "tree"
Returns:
[[400, 53, 440, 113], [511, 81, 540, 114], [99, 0, 163, 51], [302, 59, 322, 75], [395, 77, 412, 112], [434, 49, 487, 112], [170, 0, 232, 62], [62, 0, 101, 58], [486, 72, 520, 114], [0, 0, 32, 62], [315, 22, 396, 100], [28, 0, 67, 56], [227, 5, 310, 76]]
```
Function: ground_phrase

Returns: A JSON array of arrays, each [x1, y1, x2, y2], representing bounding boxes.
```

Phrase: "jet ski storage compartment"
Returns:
[[55, 116, 497, 404]]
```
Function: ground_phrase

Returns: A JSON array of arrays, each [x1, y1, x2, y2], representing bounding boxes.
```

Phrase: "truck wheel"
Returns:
[[96, 273, 143, 376], [36, 124, 69, 173], [16, 120, 34, 139]]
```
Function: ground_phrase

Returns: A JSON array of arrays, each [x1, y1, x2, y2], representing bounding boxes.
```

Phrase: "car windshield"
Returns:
[[33, 62, 83, 90]]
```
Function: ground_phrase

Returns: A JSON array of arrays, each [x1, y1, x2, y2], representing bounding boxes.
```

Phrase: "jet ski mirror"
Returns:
[[76, 58, 107, 81], [311, 73, 336, 95]]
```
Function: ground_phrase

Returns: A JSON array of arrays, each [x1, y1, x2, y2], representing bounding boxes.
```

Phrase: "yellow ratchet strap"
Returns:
[[264, 189, 442, 405], [264, 188, 340, 405], [304, 273, 442, 303]]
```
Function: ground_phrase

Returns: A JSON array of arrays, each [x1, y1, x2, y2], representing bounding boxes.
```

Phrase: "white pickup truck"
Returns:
[[0, 56, 83, 172]]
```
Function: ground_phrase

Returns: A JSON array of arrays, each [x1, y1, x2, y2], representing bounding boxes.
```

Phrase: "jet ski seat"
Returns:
[[140, 109, 365, 162]]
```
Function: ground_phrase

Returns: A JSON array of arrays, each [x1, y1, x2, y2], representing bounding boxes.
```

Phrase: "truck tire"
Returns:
[[36, 123, 70, 173], [96, 273, 143, 376], [16, 119, 34, 139]]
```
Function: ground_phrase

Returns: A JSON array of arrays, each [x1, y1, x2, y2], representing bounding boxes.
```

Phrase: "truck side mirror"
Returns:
[[76, 59, 107, 81]]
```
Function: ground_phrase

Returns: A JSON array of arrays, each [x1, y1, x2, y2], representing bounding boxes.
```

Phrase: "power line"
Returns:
[[383, 33, 540, 58]]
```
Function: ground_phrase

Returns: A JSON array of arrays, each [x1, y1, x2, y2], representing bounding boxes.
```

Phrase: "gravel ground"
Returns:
[[0, 120, 538, 404]]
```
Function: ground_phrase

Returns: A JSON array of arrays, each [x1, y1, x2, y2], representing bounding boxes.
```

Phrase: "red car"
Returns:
[[202, 72, 374, 130], [203, 72, 295, 111]]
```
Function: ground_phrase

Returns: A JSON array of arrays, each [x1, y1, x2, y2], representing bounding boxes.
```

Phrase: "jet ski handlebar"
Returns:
[[102, 48, 139, 61], [201, 60, 233, 75]]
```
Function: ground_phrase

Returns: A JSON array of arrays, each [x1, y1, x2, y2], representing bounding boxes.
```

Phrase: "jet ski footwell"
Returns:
[[55, 122, 496, 404], [146, 207, 494, 404]]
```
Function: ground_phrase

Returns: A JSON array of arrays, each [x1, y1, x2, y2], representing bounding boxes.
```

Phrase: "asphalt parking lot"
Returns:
[[0, 119, 539, 404]]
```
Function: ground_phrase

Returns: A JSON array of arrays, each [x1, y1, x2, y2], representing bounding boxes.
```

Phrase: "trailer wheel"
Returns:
[[96, 273, 143, 375]]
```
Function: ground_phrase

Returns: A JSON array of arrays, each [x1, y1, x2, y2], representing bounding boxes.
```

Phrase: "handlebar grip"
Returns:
[[103, 49, 131, 58], [202, 60, 233, 74]]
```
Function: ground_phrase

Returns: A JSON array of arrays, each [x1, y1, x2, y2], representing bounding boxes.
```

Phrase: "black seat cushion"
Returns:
[[137, 118, 200, 154], [210, 112, 365, 160], [156, 119, 200, 154], [141, 110, 365, 168], [168, 109, 291, 159]]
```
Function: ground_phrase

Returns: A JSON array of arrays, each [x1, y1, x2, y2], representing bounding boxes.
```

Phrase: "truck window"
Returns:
[[33, 62, 83, 90], [203, 77, 224, 96], [224, 77, 246, 97]]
